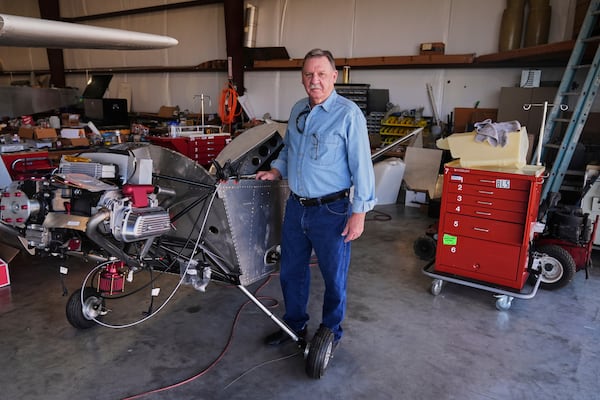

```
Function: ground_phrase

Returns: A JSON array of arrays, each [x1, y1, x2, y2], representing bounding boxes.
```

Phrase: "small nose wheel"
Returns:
[[304, 325, 335, 379], [66, 287, 105, 329]]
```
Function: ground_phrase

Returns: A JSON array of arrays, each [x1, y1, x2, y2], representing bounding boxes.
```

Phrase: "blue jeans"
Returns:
[[280, 194, 351, 342]]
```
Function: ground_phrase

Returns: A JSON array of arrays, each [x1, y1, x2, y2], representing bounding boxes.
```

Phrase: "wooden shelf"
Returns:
[[252, 54, 476, 70], [251, 40, 586, 70], [475, 40, 578, 67]]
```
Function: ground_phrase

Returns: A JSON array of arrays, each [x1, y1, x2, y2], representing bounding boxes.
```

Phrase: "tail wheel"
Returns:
[[534, 245, 576, 290], [66, 287, 105, 329], [305, 325, 335, 379]]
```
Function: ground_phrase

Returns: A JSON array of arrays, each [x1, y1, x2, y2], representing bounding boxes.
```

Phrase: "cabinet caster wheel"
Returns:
[[495, 295, 513, 311], [430, 279, 443, 296]]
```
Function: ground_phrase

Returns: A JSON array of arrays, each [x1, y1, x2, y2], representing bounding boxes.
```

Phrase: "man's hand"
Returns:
[[342, 212, 366, 243], [255, 168, 281, 181]]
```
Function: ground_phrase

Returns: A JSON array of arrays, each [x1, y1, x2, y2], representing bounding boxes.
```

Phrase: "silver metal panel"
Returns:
[[211, 122, 287, 176], [217, 179, 289, 285], [0, 86, 79, 118]]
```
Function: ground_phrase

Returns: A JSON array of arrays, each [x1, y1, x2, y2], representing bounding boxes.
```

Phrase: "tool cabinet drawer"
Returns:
[[435, 236, 521, 285], [444, 192, 528, 213], [447, 171, 532, 191], [447, 182, 530, 202], [443, 213, 524, 245], [446, 201, 526, 223]]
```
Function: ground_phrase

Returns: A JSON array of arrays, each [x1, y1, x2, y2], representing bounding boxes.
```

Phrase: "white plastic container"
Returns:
[[436, 126, 529, 169], [374, 157, 406, 205]]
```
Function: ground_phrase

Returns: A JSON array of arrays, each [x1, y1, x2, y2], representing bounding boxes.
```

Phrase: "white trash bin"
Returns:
[[374, 157, 406, 205]]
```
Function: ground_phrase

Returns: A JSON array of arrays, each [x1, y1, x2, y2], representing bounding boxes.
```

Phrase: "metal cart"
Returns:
[[421, 161, 546, 310]]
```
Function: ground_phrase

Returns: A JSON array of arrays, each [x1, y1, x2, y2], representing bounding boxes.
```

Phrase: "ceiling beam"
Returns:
[[61, 0, 223, 23]]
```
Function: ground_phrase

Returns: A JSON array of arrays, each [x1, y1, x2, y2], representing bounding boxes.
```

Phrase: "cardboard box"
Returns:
[[60, 128, 85, 139], [158, 106, 178, 118], [61, 113, 80, 127], [420, 42, 445, 55], [60, 137, 90, 147], [18, 127, 58, 140]]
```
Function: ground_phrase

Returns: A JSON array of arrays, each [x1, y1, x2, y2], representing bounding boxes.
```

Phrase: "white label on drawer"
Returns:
[[496, 179, 510, 189], [450, 175, 464, 182]]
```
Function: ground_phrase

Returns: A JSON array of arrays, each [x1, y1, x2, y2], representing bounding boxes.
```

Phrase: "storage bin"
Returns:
[[436, 126, 529, 169], [374, 157, 406, 205]]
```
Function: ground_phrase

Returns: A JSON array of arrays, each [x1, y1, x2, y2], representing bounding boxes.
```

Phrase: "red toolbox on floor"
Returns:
[[0, 258, 10, 288]]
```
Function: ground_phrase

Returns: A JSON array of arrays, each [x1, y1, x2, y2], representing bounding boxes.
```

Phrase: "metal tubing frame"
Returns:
[[422, 261, 543, 300], [236, 285, 300, 342]]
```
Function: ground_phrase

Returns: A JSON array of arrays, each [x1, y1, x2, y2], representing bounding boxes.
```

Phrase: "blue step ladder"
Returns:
[[539, 0, 600, 205]]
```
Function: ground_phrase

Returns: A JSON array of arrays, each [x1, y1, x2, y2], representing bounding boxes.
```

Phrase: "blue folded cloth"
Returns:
[[473, 119, 521, 147]]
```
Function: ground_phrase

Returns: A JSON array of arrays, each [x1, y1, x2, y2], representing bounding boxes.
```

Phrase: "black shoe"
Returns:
[[264, 327, 307, 346]]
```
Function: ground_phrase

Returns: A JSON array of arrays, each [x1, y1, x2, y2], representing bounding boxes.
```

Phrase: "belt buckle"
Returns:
[[298, 196, 308, 206]]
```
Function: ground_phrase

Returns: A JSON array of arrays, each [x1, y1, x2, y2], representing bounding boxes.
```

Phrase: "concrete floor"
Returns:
[[1, 204, 599, 400]]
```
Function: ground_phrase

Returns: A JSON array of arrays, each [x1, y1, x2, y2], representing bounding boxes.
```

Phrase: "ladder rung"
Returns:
[[572, 64, 591, 69], [553, 118, 570, 123], [582, 35, 600, 43], [544, 143, 560, 149], [561, 91, 580, 96], [565, 169, 586, 176]]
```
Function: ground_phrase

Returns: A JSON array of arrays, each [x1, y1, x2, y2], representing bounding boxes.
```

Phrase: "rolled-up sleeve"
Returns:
[[347, 111, 376, 213]]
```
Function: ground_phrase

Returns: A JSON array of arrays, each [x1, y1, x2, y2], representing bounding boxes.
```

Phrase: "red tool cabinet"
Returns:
[[434, 161, 545, 290], [148, 133, 231, 166]]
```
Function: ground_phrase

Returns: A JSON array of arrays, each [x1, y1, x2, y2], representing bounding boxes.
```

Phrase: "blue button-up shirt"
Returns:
[[271, 90, 376, 214]]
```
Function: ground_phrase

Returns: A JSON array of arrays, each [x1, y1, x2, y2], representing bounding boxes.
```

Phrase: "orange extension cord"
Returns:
[[218, 81, 241, 130]]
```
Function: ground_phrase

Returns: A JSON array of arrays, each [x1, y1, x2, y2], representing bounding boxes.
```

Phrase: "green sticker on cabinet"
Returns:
[[442, 234, 457, 245]]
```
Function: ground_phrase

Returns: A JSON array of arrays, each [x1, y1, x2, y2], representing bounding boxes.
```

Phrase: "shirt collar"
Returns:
[[305, 90, 338, 113]]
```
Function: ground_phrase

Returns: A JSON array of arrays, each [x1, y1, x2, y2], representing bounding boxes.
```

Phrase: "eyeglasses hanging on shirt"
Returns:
[[295, 107, 310, 134]]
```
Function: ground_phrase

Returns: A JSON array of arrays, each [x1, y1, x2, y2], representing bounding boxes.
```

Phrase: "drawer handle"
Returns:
[[477, 201, 493, 205], [479, 179, 495, 184], [473, 227, 489, 233], [475, 211, 492, 216], [478, 190, 494, 195]]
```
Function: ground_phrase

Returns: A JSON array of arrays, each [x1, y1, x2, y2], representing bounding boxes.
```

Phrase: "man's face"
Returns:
[[302, 56, 338, 106]]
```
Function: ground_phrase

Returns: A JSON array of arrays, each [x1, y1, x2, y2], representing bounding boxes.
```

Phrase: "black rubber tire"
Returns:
[[66, 287, 104, 329], [305, 325, 335, 379], [534, 244, 576, 290], [413, 236, 437, 261]]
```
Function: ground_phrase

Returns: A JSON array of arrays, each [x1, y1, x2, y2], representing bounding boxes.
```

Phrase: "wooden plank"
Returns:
[[254, 54, 475, 70], [475, 40, 575, 63]]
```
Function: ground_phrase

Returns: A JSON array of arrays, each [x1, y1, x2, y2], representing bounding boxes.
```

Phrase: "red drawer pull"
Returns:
[[473, 227, 489, 233], [475, 211, 492, 216], [477, 201, 493, 205], [478, 190, 494, 195], [479, 179, 495, 184]]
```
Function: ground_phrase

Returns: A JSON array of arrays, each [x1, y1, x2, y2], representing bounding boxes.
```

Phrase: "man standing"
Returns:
[[256, 48, 376, 349]]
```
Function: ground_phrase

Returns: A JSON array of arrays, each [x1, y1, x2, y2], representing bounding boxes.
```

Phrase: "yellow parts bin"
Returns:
[[436, 126, 529, 169]]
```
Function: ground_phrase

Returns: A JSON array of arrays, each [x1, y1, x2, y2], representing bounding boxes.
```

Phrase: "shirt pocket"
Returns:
[[310, 131, 344, 166]]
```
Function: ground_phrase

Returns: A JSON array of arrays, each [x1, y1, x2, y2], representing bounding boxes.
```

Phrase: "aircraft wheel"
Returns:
[[305, 325, 335, 379], [66, 287, 104, 329]]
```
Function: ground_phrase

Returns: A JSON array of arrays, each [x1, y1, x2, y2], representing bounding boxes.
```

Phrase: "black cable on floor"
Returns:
[[120, 274, 288, 399], [365, 209, 392, 222]]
